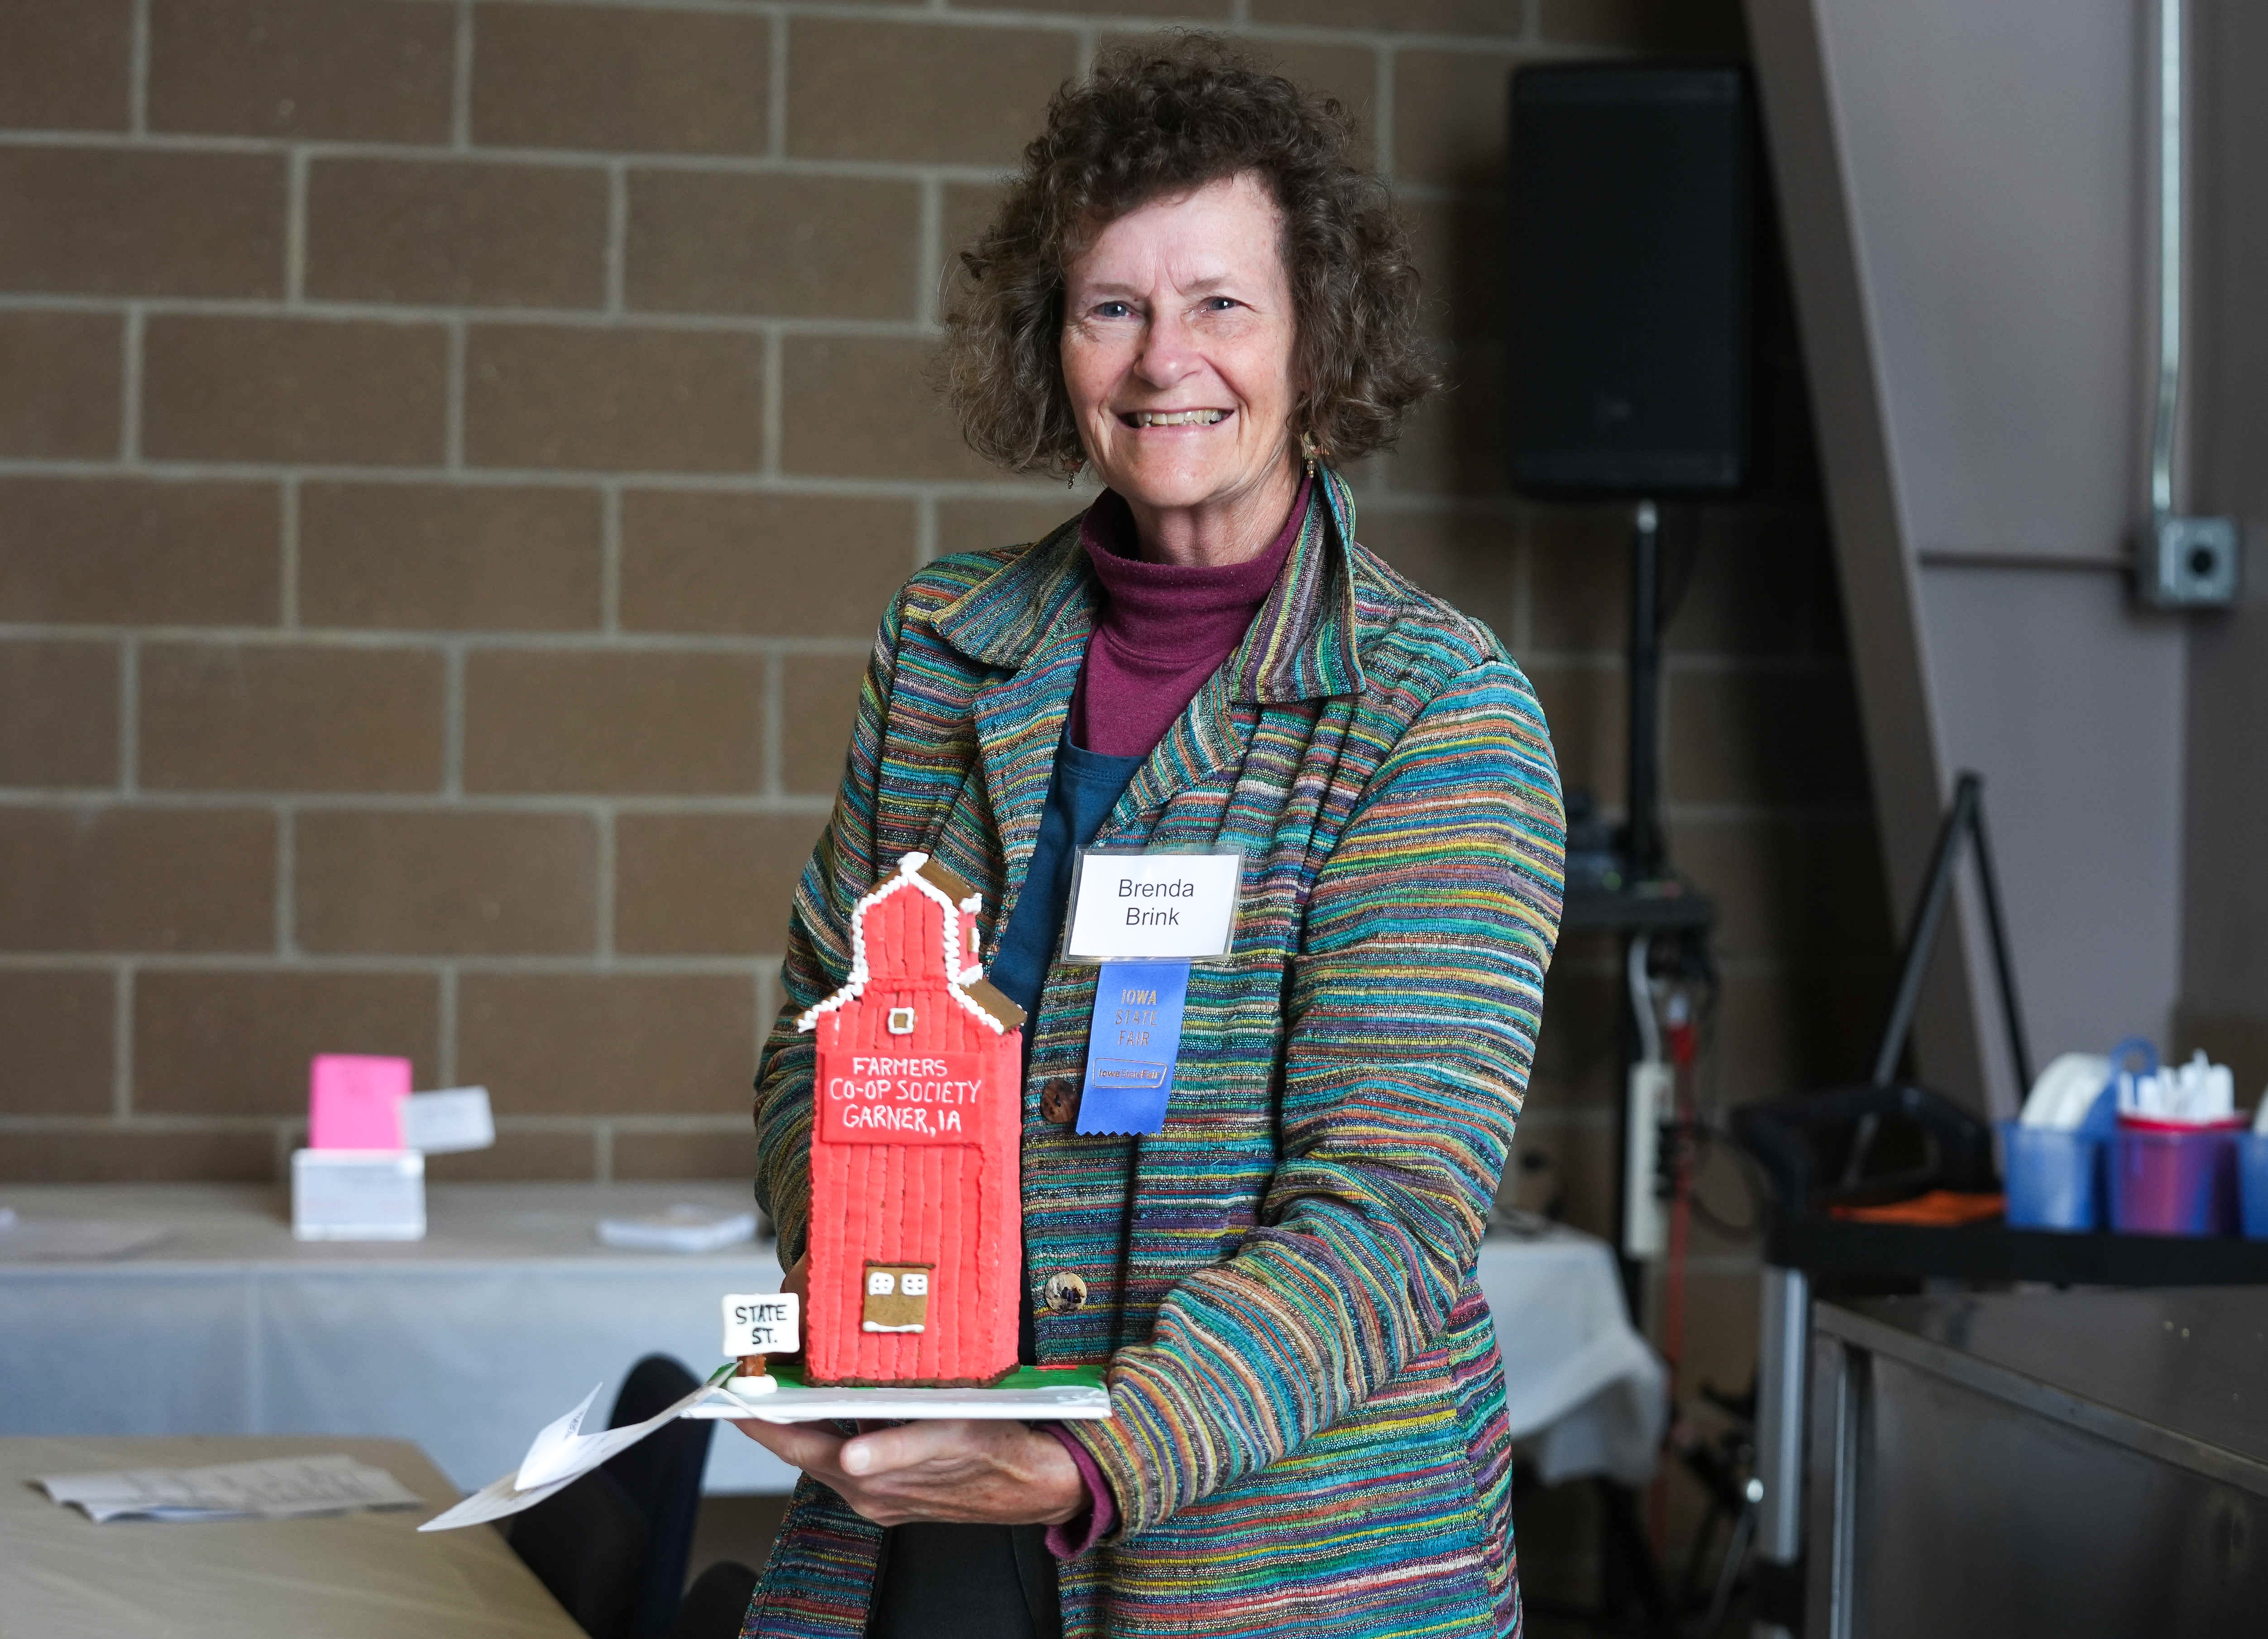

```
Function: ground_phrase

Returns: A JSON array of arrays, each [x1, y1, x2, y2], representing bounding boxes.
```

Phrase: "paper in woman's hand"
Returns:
[[418, 1379, 717, 1532]]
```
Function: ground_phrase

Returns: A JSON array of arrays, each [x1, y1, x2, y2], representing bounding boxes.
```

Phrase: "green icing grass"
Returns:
[[722, 1361, 1105, 1393]]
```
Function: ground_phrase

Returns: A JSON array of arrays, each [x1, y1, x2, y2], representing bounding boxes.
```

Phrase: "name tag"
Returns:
[[1063, 851, 1241, 963], [720, 1292, 801, 1357]]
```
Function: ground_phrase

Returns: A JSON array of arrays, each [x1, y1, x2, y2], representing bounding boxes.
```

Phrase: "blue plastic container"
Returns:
[[2240, 1134, 2268, 1240], [2002, 1081, 2120, 1232], [2002, 1122, 2107, 1231]]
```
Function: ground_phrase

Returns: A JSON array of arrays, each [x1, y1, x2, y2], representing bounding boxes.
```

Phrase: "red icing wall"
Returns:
[[805, 883, 1021, 1385]]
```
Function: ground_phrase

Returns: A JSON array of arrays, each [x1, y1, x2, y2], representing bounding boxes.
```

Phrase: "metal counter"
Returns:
[[1808, 1289, 2268, 1638]]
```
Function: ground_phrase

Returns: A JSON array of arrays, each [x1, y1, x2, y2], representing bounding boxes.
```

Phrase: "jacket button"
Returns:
[[1038, 1079, 1080, 1124], [1042, 1271, 1088, 1313]]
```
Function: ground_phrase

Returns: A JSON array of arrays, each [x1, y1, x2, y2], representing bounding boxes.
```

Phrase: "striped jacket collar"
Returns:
[[929, 465, 1368, 704]]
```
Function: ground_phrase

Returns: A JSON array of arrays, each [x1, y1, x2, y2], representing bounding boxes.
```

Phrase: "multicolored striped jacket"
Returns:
[[746, 468, 1564, 1639]]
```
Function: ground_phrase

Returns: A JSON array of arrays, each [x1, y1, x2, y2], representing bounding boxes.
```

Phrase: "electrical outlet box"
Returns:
[[2139, 514, 2240, 608]]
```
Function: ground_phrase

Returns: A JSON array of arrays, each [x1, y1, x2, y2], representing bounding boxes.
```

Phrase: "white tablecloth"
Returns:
[[0, 1184, 1663, 1494]]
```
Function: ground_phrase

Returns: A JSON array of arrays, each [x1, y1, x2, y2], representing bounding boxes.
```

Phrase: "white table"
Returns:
[[0, 1434, 581, 1638], [0, 1184, 1662, 1495]]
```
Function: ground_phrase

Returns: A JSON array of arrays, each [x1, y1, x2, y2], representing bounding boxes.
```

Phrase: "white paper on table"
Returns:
[[0, 1219, 172, 1261], [595, 1205, 757, 1253], [400, 1086, 496, 1154], [40, 1452, 421, 1522]]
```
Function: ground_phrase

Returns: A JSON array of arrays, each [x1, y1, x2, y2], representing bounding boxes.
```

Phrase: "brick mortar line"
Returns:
[[461, 0, 1585, 58], [284, 149, 308, 303], [914, 492, 938, 565], [0, 790, 838, 815], [453, 0, 476, 152], [1370, 42, 1398, 176], [442, 642, 466, 795], [760, 328, 783, 475], [588, 1115, 762, 1132], [0, 952, 789, 975], [0, 950, 1823, 982], [0, 292, 938, 337], [0, 1116, 309, 1134], [0, 789, 1876, 826], [750, 971, 768, 1094], [0, 132, 1498, 206], [767, 10, 791, 159], [915, 177, 942, 331], [118, 306, 144, 461], [444, 319, 468, 468], [438, 963, 459, 1083], [599, 483, 624, 632], [0, 460, 1094, 503], [127, 0, 150, 137], [275, 806, 296, 957], [0, 459, 1560, 522], [117, 637, 139, 796], [113, 964, 134, 1119], [0, 623, 876, 655], [604, 163, 628, 315], [0, 630, 1848, 679], [594, 809, 617, 962], [761, 652, 785, 794], [0, 1117, 780, 1145], [278, 478, 300, 628]]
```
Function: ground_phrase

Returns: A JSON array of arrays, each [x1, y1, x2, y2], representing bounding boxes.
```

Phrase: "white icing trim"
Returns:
[[796, 852, 1009, 1035]]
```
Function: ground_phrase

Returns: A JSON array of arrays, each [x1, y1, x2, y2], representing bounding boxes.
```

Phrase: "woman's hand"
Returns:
[[737, 1253, 1087, 1527], [735, 1415, 1086, 1528]]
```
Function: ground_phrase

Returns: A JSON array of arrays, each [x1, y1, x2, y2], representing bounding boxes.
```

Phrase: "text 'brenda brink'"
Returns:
[[1119, 875, 1194, 927]]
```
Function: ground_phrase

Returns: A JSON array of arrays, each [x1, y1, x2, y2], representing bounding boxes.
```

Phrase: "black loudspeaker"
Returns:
[[1507, 63, 1755, 496]]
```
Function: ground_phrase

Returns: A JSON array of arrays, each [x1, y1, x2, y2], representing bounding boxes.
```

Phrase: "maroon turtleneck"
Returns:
[[1068, 473, 1311, 757]]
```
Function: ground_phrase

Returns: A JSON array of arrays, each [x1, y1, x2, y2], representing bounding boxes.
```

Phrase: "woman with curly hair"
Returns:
[[738, 37, 1563, 1639]]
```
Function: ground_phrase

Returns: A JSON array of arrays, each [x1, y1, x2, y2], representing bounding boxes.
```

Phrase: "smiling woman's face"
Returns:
[[1060, 172, 1299, 559]]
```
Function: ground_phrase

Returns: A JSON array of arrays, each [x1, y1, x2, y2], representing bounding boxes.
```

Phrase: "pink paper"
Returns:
[[308, 1054, 413, 1150]]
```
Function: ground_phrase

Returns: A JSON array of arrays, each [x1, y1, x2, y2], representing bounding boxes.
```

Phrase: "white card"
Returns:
[[400, 1086, 496, 1154], [1063, 851, 1240, 962], [721, 1291, 800, 1356], [290, 1149, 424, 1242]]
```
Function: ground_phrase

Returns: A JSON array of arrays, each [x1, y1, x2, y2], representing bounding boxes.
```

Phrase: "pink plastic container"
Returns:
[[2110, 1115, 2245, 1236]]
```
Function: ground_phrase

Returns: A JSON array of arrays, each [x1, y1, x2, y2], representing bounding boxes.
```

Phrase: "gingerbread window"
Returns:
[[861, 1263, 933, 1332], [886, 1006, 917, 1035]]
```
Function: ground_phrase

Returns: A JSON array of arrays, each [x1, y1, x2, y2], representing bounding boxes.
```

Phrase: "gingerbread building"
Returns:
[[797, 852, 1026, 1386]]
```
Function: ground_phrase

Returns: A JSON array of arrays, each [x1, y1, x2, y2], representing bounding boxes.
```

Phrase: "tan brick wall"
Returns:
[[0, 0, 1877, 1314]]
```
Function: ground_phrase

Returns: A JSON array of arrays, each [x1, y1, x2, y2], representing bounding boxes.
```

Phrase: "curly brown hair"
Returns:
[[938, 37, 1438, 477]]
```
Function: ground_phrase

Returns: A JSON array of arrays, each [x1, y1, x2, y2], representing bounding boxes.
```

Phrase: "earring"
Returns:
[[1298, 430, 1319, 478]]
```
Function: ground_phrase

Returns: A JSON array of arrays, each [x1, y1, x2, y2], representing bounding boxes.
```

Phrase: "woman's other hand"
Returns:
[[733, 1416, 1085, 1528]]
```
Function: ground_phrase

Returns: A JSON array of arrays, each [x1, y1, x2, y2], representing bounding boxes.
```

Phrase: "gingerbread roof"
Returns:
[[795, 852, 1027, 1035]]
